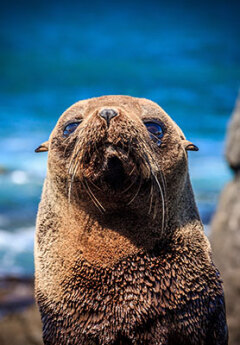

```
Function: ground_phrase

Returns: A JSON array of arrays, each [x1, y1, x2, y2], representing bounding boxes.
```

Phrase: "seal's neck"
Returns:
[[167, 175, 201, 230], [44, 174, 202, 267]]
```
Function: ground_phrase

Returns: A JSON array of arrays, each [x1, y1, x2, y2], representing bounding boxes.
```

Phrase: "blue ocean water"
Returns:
[[0, 0, 239, 276]]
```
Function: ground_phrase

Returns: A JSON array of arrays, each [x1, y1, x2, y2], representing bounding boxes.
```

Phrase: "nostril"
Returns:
[[99, 109, 118, 125]]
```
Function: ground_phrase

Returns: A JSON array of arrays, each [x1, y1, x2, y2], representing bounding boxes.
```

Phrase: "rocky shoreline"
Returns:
[[0, 277, 42, 345]]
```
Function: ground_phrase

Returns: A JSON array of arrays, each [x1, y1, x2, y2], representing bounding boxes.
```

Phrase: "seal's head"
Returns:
[[36, 95, 198, 232]]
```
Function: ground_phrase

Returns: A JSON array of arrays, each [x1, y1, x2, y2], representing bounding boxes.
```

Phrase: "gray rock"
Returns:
[[226, 95, 240, 172], [211, 94, 240, 345]]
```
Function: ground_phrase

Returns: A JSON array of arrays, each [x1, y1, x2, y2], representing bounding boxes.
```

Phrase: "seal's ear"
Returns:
[[35, 141, 49, 153], [183, 140, 199, 152]]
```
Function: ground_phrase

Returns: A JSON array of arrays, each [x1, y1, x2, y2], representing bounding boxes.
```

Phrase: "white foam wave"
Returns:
[[10, 170, 29, 184], [0, 227, 35, 277]]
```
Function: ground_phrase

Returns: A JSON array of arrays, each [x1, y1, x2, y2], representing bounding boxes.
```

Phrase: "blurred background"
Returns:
[[0, 0, 239, 344]]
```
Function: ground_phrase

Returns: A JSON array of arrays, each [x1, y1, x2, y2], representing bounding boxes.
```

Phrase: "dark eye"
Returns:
[[63, 122, 81, 137], [144, 122, 164, 147]]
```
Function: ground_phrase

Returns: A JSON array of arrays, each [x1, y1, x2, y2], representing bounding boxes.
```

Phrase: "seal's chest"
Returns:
[[65, 255, 187, 329], [62, 274, 207, 345]]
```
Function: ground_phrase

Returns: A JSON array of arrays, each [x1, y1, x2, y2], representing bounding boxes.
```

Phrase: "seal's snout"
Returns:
[[99, 108, 118, 126]]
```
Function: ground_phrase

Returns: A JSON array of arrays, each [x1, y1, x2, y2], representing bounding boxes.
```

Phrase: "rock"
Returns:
[[226, 95, 240, 172], [0, 304, 43, 345], [0, 276, 35, 314], [0, 166, 8, 175], [211, 94, 240, 345], [0, 277, 43, 345]]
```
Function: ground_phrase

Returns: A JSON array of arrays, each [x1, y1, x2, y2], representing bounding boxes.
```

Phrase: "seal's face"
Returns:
[[36, 96, 197, 220]]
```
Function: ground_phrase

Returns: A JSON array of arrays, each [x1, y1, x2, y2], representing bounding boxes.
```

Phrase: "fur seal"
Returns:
[[35, 95, 228, 345]]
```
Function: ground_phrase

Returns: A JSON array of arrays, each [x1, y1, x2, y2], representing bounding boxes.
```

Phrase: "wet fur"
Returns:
[[35, 96, 228, 344]]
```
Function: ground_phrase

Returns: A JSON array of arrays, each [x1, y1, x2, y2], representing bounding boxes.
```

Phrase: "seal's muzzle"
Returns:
[[103, 156, 126, 190]]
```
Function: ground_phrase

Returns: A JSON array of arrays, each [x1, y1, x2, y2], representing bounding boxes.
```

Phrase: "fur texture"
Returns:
[[35, 95, 228, 344]]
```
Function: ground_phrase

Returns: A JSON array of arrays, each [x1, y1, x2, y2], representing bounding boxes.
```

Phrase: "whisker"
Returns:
[[153, 173, 165, 233], [83, 178, 106, 213], [127, 175, 143, 206], [68, 160, 80, 203], [68, 127, 89, 173], [148, 177, 154, 216], [82, 180, 101, 211], [153, 197, 158, 220], [129, 166, 136, 176], [82, 181, 101, 212], [121, 174, 138, 194], [158, 169, 167, 196], [64, 126, 87, 158], [68, 152, 82, 178], [88, 179, 102, 191], [68, 145, 83, 175]]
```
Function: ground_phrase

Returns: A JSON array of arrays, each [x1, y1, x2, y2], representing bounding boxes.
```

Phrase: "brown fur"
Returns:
[[35, 95, 228, 344]]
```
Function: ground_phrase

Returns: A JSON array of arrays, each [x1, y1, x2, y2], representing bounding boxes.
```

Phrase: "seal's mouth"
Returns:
[[89, 144, 138, 193], [102, 156, 126, 190]]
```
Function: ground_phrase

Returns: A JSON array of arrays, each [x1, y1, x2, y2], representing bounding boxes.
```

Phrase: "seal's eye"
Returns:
[[144, 122, 164, 147], [63, 122, 81, 137]]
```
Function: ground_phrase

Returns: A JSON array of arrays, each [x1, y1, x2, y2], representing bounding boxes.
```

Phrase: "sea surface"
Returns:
[[0, 0, 239, 276]]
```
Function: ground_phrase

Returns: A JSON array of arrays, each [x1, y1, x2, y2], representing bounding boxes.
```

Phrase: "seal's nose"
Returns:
[[99, 108, 118, 125]]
